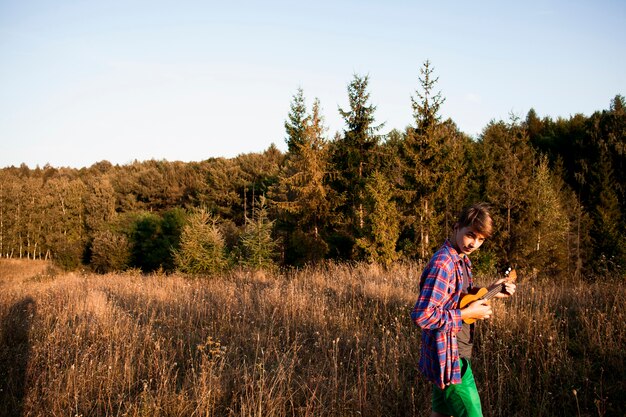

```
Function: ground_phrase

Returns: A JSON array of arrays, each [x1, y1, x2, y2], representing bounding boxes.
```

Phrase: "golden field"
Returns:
[[0, 259, 624, 417]]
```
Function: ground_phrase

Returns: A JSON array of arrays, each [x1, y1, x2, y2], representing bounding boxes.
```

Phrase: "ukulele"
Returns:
[[459, 268, 517, 324]]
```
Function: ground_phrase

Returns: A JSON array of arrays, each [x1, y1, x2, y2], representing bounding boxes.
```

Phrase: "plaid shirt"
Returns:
[[411, 239, 473, 389]]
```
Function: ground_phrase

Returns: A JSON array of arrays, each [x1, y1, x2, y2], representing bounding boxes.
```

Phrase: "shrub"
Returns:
[[90, 230, 131, 273], [51, 236, 84, 271]]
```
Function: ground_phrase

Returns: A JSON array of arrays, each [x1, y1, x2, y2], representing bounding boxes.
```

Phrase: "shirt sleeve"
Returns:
[[411, 258, 463, 333]]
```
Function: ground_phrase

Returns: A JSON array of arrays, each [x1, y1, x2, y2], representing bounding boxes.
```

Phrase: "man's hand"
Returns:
[[494, 278, 516, 298], [461, 300, 493, 321]]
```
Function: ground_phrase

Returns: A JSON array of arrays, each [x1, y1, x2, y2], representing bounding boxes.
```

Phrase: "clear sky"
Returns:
[[1, 0, 624, 168]]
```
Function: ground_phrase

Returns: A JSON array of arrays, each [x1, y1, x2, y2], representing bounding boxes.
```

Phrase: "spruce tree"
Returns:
[[240, 196, 278, 269], [400, 61, 462, 260], [603, 95, 626, 221], [526, 155, 569, 277], [411, 60, 445, 134], [328, 74, 383, 258], [355, 171, 400, 265], [284, 88, 308, 154], [588, 147, 625, 273], [272, 94, 330, 264], [479, 117, 536, 269], [174, 209, 228, 274]]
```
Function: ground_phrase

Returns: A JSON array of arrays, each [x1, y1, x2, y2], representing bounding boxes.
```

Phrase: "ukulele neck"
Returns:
[[481, 283, 505, 301]]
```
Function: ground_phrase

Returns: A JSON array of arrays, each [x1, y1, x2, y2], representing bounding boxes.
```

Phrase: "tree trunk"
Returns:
[[419, 209, 424, 260], [0, 183, 3, 258], [358, 162, 364, 229], [424, 198, 430, 252], [359, 204, 364, 229], [575, 199, 582, 279]]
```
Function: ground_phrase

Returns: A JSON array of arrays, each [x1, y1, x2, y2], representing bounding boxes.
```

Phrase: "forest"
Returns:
[[1, 62, 625, 280]]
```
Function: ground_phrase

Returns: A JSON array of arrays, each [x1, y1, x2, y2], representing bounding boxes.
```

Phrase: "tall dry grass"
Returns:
[[0, 259, 624, 416]]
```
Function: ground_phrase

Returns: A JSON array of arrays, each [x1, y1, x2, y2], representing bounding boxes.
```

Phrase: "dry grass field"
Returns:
[[0, 259, 624, 417]]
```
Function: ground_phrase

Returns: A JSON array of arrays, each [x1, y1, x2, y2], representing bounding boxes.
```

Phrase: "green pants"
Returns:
[[432, 358, 483, 417]]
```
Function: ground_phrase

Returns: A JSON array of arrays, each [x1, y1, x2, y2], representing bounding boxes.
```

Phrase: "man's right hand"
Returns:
[[461, 300, 493, 321]]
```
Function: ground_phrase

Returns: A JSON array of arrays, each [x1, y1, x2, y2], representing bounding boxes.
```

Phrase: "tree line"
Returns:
[[1, 61, 624, 279]]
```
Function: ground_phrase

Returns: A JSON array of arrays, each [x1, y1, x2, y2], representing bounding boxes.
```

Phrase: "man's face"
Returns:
[[453, 226, 486, 256]]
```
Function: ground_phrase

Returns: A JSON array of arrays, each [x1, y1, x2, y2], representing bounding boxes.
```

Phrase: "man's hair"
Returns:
[[457, 202, 493, 238]]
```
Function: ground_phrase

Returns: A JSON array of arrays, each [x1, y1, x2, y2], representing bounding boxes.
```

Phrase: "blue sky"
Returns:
[[1, 0, 624, 168]]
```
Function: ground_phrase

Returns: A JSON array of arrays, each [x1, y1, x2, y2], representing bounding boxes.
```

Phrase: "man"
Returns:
[[411, 202, 516, 417]]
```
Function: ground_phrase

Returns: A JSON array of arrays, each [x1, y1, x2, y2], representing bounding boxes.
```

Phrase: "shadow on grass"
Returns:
[[0, 297, 36, 417]]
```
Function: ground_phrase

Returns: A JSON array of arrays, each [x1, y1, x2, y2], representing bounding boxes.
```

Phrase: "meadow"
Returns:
[[0, 259, 624, 417]]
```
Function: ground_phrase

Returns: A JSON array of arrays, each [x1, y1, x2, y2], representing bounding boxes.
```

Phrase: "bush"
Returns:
[[90, 230, 131, 273], [52, 237, 84, 271]]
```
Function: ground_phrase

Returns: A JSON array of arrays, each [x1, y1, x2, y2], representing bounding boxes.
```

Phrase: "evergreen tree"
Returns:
[[240, 196, 278, 269], [130, 213, 167, 272], [526, 155, 569, 277], [284, 88, 308, 154], [479, 117, 536, 269], [272, 93, 330, 264], [411, 60, 445, 134], [525, 108, 544, 141], [328, 74, 383, 258], [203, 157, 247, 220], [400, 61, 463, 260], [174, 209, 228, 274], [434, 121, 473, 241], [355, 171, 400, 265], [602, 95, 626, 219], [130, 208, 185, 272], [588, 147, 625, 273]]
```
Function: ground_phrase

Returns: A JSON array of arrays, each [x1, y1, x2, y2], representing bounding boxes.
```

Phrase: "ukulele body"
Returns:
[[459, 287, 489, 324], [458, 269, 516, 325]]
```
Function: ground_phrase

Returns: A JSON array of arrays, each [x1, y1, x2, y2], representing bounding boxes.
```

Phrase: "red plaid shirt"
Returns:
[[411, 239, 473, 388]]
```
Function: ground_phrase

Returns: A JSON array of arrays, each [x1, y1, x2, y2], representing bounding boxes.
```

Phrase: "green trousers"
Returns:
[[431, 358, 483, 417]]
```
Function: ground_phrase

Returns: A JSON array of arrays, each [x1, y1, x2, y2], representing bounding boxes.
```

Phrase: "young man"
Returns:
[[411, 202, 516, 417]]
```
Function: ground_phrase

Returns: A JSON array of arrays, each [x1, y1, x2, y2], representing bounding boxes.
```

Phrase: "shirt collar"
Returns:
[[444, 239, 472, 268]]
